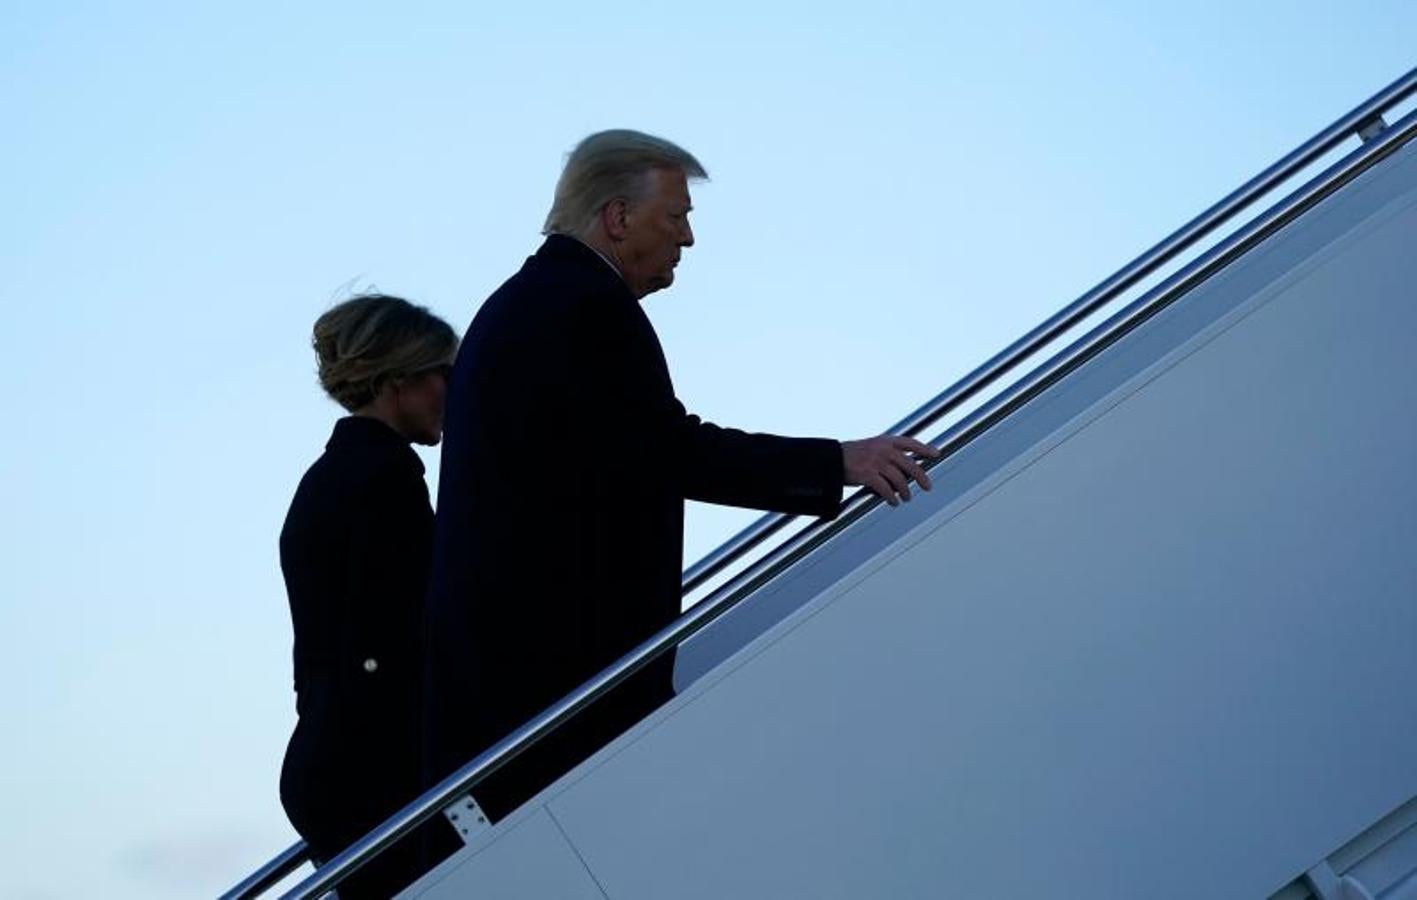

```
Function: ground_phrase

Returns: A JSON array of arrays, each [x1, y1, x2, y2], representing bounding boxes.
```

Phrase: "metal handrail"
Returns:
[[218, 840, 307, 900], [224, 66, 1417, 899], [682, 66, 1417, 597]]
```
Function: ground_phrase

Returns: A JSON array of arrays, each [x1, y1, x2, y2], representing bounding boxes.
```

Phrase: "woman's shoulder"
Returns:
[[289, 422, 423, 516]]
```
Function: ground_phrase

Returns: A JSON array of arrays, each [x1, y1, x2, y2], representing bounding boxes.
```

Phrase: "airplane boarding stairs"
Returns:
[[224, 69, 1417, 900]]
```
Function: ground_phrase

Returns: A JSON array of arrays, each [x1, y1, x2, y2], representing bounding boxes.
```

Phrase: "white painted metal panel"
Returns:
[[399, 809, 605, 899]]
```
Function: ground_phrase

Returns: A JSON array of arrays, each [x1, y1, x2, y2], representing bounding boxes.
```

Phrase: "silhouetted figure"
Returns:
[[280, 295, 459, 899], [425, 130, 938, 820]]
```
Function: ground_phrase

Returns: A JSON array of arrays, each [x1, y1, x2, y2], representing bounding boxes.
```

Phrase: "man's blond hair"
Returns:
[[543, 129, 708, 236]]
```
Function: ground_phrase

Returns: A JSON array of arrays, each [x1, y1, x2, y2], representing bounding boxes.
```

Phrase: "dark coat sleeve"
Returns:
[[671, 403, 844, 518], [584, 297, 845, 521]]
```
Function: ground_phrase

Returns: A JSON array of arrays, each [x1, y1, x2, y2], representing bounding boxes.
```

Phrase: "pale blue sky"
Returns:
[[1, 3, 1413, 897]]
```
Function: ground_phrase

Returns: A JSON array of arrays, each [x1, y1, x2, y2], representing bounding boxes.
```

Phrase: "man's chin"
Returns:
[[639, 272, 675, 299]]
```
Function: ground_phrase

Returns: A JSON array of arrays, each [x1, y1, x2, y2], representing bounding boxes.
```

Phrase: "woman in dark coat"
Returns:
[[279, 294, 458, 899]]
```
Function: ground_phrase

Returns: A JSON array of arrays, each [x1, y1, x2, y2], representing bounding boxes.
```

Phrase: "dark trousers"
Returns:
[[282, 731, 462, 899], [306, 818, 461, 900]]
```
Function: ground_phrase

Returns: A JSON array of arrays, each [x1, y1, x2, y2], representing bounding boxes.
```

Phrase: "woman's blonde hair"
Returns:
[[311, 294, 458, 412], [542, 129, 708, 237]]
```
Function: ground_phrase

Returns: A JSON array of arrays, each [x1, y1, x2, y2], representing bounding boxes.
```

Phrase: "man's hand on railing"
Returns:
[[842, 436, 941, 506]]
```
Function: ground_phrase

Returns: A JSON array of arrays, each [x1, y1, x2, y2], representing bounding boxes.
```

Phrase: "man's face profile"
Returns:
[[617, 166, 695, 299]]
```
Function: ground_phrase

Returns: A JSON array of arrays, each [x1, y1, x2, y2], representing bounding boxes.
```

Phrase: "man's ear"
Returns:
[[601, 197, 631, 241]]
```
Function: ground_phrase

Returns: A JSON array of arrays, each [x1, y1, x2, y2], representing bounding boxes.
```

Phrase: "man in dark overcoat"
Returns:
[[425, 129, 937, 820]]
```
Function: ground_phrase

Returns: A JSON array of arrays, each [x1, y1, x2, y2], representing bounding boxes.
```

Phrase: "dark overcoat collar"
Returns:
[[326, 415, 424, 475], [536, 234, 636, 303]]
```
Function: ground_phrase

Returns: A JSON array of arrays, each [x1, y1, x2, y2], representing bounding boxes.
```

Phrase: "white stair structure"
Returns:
[[222, 69, 1417, 900], [401, 111, 1417, 900]]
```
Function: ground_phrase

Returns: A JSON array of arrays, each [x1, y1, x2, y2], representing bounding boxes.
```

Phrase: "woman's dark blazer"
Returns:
[[278, 415, 434, 891]]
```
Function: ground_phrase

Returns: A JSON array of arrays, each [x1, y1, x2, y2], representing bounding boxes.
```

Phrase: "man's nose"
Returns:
[[681, 221, 694, 247]]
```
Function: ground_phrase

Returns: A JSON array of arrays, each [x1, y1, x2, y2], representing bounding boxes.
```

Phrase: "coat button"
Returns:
[[362, 658, 379, 673]]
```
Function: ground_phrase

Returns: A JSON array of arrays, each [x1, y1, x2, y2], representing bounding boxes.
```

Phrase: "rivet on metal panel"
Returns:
[[440, 794, 492, 846]]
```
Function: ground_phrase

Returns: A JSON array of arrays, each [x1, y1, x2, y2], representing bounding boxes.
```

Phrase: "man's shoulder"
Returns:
[[470, 240, 632, 337], [515, 238, 626, 301]]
